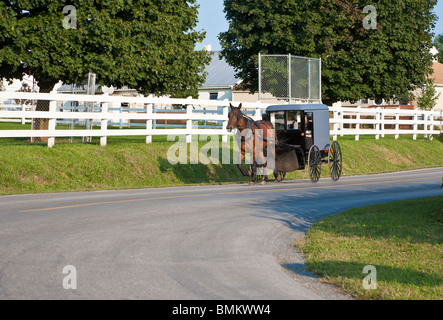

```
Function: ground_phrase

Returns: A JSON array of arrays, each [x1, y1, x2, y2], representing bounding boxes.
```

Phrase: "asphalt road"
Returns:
[[0, 167, 442, 300]]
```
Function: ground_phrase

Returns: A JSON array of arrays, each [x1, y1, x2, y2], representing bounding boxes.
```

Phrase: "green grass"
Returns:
[[0, 122, 442, 195], [296, 196, 443, 300], [0, 134, 249, 194]]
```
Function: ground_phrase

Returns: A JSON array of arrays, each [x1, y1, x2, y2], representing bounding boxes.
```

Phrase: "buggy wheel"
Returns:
[[308, 145, 322, 183], [328, 141, 342, 181]]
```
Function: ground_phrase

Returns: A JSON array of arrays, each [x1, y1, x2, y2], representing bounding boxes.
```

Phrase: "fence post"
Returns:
[[375, 107, 380, 140], [186, 103, 192, 144], [100, 101, 108, 146], [395, 108, 400, 140], [119, 105, 123, 129], [258, 53, 262, 102], [340, 106, 344, 137], [423, 111, 428, 139], [254, 103, 262, 121], [21, 103, 25, 125], [355, 105, 360, 141], [288, 53, 292, 103], [380, 109, 385, 138], [47, 99, 56, 148], [333, 108, 338, 141], [153, 106, 157, 130], [222, 104, 228, 143], [429, 112, 435, 140], [332, 102, 340, 141], [413, 111, 418, 140], [146, 102, 153, 144]]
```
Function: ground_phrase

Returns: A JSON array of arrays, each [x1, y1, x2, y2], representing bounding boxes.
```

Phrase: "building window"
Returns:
[[209, 92, 218, 100], [374, 98, 384, 105], [399, 99, 409, 105]]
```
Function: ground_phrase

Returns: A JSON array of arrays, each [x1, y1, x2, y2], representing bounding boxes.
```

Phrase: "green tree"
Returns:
[[417, 77, 440, 110], [220, 0, 437, 105], [0, 0, 210, 98], [433, 34, 443, 63]]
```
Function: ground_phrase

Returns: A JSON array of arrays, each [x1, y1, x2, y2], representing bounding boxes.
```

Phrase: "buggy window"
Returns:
[[270, 110, 303, 130], [274, 111, 285, 130], [304, 112, 313, 134], [287, 111, 302, 130]]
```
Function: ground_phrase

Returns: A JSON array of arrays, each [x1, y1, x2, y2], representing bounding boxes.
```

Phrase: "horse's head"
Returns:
[[226, 103, 243, 132]]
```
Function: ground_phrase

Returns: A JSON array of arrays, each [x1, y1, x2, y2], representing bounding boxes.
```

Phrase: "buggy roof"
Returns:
[[266, 104, 328, 112]]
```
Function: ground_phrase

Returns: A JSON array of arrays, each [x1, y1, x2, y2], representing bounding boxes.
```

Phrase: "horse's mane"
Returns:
[[240, 111, 273, 130], [238, 110, 276, 144]]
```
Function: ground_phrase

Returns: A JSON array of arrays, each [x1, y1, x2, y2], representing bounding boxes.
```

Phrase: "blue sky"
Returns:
[[195, 0, 443, 52], [195, 0, 228, 51]]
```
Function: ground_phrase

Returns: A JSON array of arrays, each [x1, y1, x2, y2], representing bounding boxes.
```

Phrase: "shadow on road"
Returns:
[[157, 156, 249, 185]]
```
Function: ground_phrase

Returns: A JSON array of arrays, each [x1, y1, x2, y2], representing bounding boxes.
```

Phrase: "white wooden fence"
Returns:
[[0, 91, 267, 147], [0, 91, 442, 147], [330, 102, 443, 141]]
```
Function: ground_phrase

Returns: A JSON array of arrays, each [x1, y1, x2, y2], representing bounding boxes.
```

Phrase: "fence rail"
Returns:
[[0, 92, 442, 147], [330, 102, 443, 141], [0, 91, 267, 147]]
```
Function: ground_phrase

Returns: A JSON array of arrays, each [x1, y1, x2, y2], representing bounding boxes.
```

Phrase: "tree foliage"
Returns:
[[417, 77, 440, 110], [220, 0, 437, 105], [433, 33, 443, 63], [0, 0, 210, 97]]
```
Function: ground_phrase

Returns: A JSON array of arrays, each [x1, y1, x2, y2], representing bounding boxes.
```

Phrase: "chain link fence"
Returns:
[[259, 54, 321, 104], [30, 73, 98, 143], [31, 80, 52, 142]]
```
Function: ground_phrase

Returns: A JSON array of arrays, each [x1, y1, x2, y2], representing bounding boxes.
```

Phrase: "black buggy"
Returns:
[[264, 104, 343, 183]]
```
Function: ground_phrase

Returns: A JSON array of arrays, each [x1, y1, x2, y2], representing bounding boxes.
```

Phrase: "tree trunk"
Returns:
[[32, 80, 57, 142]]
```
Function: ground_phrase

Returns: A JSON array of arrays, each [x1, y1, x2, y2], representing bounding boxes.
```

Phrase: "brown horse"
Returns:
[[226, 103, 279, 185]]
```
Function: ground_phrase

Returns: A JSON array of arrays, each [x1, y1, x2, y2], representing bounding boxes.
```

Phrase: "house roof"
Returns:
[[202, 51, 240, 87], [431, 62, 443, 84], [57, 51, 241, 92]]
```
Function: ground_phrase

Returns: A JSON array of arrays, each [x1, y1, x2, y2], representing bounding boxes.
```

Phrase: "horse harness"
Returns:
[[232, 112, 276, 143]]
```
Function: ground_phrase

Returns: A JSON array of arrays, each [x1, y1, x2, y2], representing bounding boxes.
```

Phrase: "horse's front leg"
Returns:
[[236, 163, 251, 177], [236, 152, 251, 177]]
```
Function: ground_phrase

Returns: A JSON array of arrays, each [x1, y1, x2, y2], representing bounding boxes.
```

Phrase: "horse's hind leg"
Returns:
[[262, 172, 269, 185], [249, 163, 256, 186], [274, 170, 282, 182], [256, 165, 267, 185]]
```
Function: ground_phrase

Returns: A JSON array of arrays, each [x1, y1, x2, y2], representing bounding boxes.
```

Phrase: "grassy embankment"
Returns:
[[296, 196, 443, 300], [0, 121, 442, 195]]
